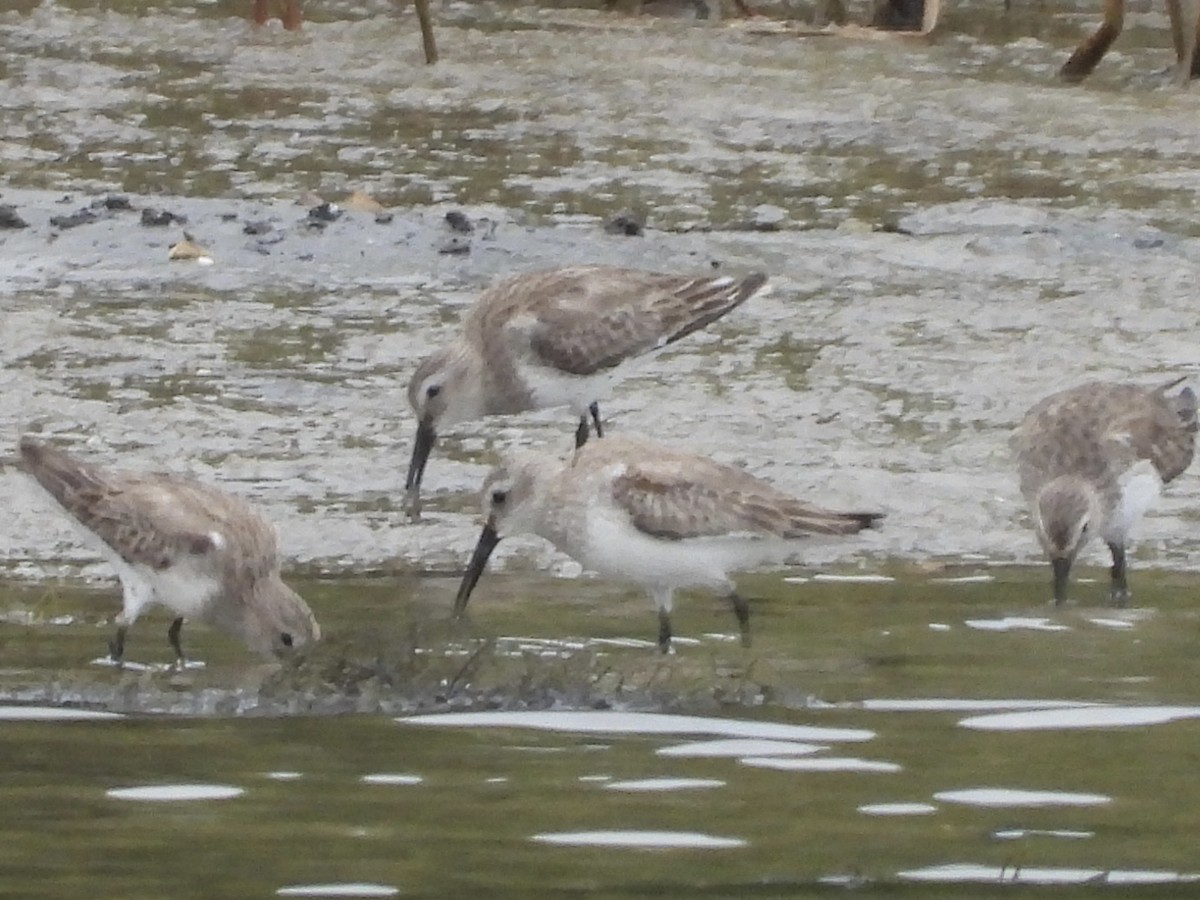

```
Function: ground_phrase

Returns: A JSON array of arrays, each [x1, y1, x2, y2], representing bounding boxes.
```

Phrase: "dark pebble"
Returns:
[[308, 202, 342, 222], [604, 210, 644, 236], [141, 208, 187, 227], [91, 195, 131, 210], [444, 210, 473, 233], [374, 211, 394, 225], [243, 219, 274, 236], [0, 205, 29, 229], [49, 208, 99, 229]]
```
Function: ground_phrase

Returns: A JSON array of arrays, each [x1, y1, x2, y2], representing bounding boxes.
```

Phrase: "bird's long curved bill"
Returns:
[[405, 418, 437, 512], [455, 520, 501, 618], [1051, 556, 1071, 605]]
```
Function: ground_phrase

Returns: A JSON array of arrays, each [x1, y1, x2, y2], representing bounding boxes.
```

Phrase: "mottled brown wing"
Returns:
[[1012, 383, 1118, 494], [21, 438, 238, 571], [610, 455, 880, 541], [78, 479, 229, 570], [1014, 379, 1198, 493], [484, 267, 765, 376], [1104, 381, 1197, 484]]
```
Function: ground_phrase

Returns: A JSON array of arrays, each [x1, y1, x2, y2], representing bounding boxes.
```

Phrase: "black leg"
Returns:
[[167, 617, 185, 664], [657, 608, 672, 654], [109, 625, 127, 663], [727, 591, 751, 647], [574, 416, 589, 449], [589, 401, 603, 439], [1108, 541, 1130, 606]]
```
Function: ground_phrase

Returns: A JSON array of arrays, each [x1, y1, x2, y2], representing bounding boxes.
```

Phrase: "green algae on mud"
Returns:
[[3, 567, 1200, 716]]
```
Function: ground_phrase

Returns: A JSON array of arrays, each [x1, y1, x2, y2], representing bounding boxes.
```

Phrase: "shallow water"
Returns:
[[5, 0, 1200, 895], [7, 572, 1200, 894]]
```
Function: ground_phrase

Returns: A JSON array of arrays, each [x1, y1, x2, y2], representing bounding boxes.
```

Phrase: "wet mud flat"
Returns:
[[6, 0, 1200, 584], [4, 184, 1200, 578]]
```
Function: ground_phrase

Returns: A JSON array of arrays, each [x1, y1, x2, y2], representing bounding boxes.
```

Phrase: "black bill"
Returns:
[[404, 417, 437, 514], [1051, 556, 1071, 606], [454, 519, 501, 618]]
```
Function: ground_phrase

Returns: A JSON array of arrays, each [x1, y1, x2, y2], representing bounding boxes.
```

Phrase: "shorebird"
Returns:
[[1012, 377, 1197, 606], [19, 436, 320, 665], [453, 436, 883, 652], [405, 266, 769, 516]]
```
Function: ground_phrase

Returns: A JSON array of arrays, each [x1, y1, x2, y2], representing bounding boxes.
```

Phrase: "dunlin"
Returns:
[[19, 436, 320, 664], [405, 266, 769, 516], [453, 436, 883, 652], [1012, 377, 1197, 605]]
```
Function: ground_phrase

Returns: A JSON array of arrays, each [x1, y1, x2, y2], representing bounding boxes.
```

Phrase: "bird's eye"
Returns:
[[1080, 523, 1090, 535], [280, 632, 294, 647], [426, 384, 442, 399], [491, 489, 508, 505]]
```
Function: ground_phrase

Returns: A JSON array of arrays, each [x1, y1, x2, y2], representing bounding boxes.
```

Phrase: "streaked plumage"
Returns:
[[19, 436, 320, 664], [405, 266, 769, 516], [454, 436, 882, 652], [1012, 378, 1197, 605]]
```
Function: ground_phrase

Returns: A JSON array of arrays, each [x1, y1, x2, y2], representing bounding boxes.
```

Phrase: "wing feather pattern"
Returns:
[[1014, 379, 1197, 492], [610, 454, 881, 541], [19, 438, 276, 578], [469, 267, 766, 376]]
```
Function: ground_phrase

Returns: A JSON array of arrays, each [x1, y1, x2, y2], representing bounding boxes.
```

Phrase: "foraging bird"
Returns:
[[19, 436, 320, 665], [405, 266, 769, 516], [454, 436, 882, 652], [1012, 378, 1197, 606]]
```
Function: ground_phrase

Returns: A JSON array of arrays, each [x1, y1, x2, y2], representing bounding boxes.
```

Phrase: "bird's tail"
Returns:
[[18, 436, 108, 510], [1169, 385, 1198, 434], [664, 272, 770, 347], [783, 505, 884, 537]]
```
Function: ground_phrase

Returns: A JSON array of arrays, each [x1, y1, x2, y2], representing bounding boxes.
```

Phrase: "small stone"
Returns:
[[444, 210, 474, 234], [604, 209, 644, 236], [308, 202, 342, 222], [242, 219, 274, 236], [437, 235, 471, 255], [141, 208, 186, 227], [49, 208, 98, 229], [0, 205, 28, 229]]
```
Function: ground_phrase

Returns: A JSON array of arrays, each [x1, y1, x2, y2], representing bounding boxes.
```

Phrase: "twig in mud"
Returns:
[[444, 639, 494, 697]]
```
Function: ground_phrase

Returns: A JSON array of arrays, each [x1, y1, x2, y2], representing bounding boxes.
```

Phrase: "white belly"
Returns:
[[1103, 461, 1163, 546], [103, 548, 221, 623], [577, 508, 791, 594], [518, 361, 622, 416]]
